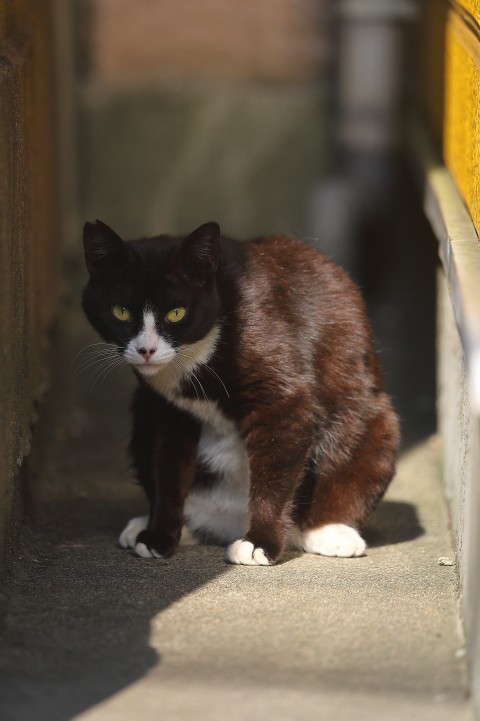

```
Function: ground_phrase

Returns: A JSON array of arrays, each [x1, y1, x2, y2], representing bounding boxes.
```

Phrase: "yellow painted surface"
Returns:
[[443, 7, 480, 230], [443, 12, 480, 232], [419, 1, 480, 233], [456, 1, 480, 25]]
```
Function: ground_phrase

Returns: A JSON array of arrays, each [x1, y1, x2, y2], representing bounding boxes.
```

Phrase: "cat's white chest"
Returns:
[[166, 395, 250, 543]]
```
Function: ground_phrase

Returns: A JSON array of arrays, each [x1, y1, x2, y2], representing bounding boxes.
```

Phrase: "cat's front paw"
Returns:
[[226, 539, 273, 566], [133, 529, 178, 559], [118, 515, 148, 549]]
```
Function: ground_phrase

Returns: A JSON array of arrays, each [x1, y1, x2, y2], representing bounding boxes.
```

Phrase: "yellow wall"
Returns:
[[456, 1, 480, 24], [422, 1, 480, 234], [444, 6, 480, 232]]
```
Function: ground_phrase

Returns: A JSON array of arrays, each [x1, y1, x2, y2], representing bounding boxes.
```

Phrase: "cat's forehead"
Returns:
[[97, 234, 210, 310], [114, 271, 190, 303], [105, 260, 193, 312]]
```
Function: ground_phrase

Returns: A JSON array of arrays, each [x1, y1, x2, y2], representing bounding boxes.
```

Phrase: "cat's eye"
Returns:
[[165, 307, 187, 323], [112, 305, 132, 322]]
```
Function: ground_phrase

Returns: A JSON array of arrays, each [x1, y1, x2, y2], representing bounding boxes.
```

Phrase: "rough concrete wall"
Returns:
[[79, 84, 327, 240], [437, 270, 469, 574], [0, 0, 60, 576], [437, 270, 480, 712], [464, 408, 480, 717]]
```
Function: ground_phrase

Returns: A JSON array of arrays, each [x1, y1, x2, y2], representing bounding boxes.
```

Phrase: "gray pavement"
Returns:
[[0, 282, 474, 721]]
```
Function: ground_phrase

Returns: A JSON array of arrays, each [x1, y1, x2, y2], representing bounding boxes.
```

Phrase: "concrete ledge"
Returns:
[[411, 118, 480, 719], [414, 123, 480, 413]]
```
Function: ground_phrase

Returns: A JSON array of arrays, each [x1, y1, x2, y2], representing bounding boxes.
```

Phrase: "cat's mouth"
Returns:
[[132, 362, 165, 376]]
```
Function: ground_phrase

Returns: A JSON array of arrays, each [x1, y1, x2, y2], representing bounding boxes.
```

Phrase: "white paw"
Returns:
[[133, 542, 162, 559], [226, 539, 271, 566], [303, 524, 366, 557], [118, 515, 148, 549]]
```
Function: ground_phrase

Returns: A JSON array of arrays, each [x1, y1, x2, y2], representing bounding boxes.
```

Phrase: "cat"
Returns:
[[82, 220, 400, 566]]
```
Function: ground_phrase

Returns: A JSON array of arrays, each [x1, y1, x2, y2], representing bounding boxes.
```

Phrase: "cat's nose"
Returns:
[[137, 347, 157, 362]]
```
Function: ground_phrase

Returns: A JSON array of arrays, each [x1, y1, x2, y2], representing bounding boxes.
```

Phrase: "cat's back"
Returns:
[[226, 234, 386, 418], [236, 233, 368, 334], [243, 234, 361, 301]]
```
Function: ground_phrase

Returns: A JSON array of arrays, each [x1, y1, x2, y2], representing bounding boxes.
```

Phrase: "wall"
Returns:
[[418, 3, 480, 713], [437, 271, 480, 714], [0, 0, 60, 577], [82, 0, 328, 83], [76, 0, 330, 239], [437, 272, 470, 581]]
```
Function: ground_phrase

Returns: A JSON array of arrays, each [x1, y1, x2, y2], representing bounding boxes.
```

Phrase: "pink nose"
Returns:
[[137, 347, 156, 362]]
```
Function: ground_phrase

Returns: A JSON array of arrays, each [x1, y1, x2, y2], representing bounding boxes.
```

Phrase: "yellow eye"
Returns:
[[165, 307, 187, 323], [112, 305, 132, 322]]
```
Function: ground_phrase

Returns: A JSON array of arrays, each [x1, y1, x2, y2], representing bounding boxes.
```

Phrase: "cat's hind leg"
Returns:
[[296, 404, 399, 558]]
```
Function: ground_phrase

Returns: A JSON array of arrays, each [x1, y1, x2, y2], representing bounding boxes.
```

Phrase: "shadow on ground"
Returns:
[[1, 527, 229, 721], [363, 500, 424, 548]]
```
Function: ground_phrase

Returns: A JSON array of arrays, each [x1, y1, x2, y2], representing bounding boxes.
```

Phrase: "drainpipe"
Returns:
[[309, 0, 418, 275]]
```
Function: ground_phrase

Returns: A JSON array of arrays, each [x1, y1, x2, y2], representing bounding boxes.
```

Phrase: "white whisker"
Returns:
[[72, 349, 122, 379], [173, 357, 201, 401], [71, 342, 118, 368], [178, 345, 229, 399], [72, 353, 119, 374], [202, 363, 230, 398], [174, 355, 207, 402], [71, 343, 125, 388], [88, 357, 125, 390]]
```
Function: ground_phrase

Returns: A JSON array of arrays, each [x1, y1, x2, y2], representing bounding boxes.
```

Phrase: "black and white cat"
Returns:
[[82, 220, 399, 566]]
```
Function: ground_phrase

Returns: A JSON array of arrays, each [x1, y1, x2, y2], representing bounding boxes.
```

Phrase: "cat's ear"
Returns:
[[176, 222, 220, 278], [83, 220, 127, 275]]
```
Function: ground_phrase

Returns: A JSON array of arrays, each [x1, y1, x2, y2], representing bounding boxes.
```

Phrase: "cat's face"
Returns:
[[82, 220, 221, 377]]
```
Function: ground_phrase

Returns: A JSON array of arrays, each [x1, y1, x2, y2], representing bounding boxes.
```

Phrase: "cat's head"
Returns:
[[81, 220, 221, 377]]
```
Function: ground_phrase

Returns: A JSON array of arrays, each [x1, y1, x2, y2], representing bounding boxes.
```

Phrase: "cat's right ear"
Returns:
[[175, 221, 221, 278], [83, 220, 127, 275]]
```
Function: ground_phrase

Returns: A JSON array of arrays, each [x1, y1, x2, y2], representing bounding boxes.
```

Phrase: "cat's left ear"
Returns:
[[83, 220, 127, 275], [176, 222, 220, 278]]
